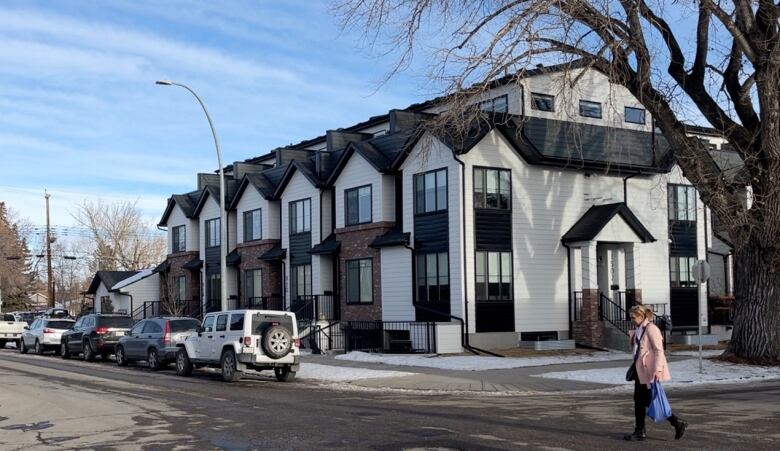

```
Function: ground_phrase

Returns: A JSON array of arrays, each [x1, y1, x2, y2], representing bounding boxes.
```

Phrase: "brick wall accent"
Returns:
[[236, 239, 283, 305], [335, 222, 395, 322], [572, 289, 606, 348], [161, 251, 201, 304]]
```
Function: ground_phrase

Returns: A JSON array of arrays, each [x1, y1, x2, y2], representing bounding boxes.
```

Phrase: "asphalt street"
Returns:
[[0, 348, 778, 451]]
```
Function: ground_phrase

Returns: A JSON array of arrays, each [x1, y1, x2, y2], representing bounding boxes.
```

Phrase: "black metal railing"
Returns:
[[243, 296, 284, 311], [205, 299, 221, 315], [302, 321, 345, 354], [290, 295, 337, 323], [598, 292, 632, 335], [573, 291, 583, 321], [341, 321, 437, 353], [131, 301, 160, 322]]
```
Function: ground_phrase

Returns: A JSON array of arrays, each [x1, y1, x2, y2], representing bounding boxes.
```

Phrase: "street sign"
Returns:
[[692, 260, 711, 283]]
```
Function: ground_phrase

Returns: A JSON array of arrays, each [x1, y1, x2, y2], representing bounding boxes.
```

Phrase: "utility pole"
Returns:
[[45, 191, 54, 308]]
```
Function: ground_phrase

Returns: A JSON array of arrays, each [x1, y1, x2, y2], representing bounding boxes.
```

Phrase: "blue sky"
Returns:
[[0, 0, 430, 235]]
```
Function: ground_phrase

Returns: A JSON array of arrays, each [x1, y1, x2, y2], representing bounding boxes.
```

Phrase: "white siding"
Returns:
[[236, 185, 265, 244], [94, 283, 110, 314], [381, 174, 395, 223], [321, 190, 333, 237], [228, 210, 237, 252], [333, 153, 391, 228], [381, 247, 414, 321], [266, 201, 281, 240], [116, 273, 160, 314], [166, 204, 199, 254]]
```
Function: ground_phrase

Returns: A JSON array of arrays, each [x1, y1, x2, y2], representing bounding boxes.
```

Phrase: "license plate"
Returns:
[[115, 331, 125, 336]]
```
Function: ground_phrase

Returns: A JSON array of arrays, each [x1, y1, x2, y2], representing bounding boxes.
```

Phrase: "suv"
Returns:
[[0, 314, 25, 349], [176, 309, 300, 383], [20, 318, 75, 354], [115, 317, 200, 370], [60, 314, 133, 361]]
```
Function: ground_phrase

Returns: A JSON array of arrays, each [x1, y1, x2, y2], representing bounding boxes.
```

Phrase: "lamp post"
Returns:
[[156, 80, 228, 312]]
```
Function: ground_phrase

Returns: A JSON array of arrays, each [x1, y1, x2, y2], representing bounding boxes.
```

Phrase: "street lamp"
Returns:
[[156, 80, 228, 312]]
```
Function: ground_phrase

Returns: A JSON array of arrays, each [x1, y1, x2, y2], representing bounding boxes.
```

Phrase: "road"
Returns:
[[0, 348, 778, 450]]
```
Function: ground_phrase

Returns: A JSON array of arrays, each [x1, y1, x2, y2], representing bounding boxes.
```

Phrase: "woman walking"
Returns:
[[624, 305, 688, 441]]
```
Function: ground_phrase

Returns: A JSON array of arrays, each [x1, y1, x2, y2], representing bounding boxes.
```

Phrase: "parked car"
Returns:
[[20, 318, 75, 355], [60, 314, 133, 361], [10, 311, 36, 325], [175, 309, 300, 383], [0, 314, 25, 349], [115, 317, 200, 370], [42, 308, 72, 319]]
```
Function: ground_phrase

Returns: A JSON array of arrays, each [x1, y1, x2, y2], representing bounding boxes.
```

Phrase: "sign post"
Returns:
[[692, 260, 711, 373]]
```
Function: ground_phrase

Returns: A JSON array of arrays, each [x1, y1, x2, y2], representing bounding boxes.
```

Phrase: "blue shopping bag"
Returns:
[[647, 381, 673, 423]]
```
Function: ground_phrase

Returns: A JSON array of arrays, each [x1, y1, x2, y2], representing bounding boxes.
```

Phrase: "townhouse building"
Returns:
[[155, 61, 739, 352]]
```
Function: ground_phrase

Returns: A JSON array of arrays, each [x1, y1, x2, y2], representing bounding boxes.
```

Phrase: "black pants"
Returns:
[[633, 379, 681, 430]]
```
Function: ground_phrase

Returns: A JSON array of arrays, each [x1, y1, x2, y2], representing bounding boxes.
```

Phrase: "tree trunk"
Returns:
[[726, 239, 780, 363]]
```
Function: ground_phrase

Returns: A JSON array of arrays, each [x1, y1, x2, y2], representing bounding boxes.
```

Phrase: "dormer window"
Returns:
[[625, 106, 646, 124], [172, 225, 186, 252], [531, 93, 555, 112], [345, 185, 372, 226], [479, 94, 508, 113], [579, 100, 602, 118]]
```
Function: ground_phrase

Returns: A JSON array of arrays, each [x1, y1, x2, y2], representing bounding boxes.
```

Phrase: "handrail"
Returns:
[[413, 303, 503, 357], [598, 292, 631, 335]]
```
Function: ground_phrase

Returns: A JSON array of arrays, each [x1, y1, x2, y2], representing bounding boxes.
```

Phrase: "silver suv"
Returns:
[[175, 309, 300, 383]]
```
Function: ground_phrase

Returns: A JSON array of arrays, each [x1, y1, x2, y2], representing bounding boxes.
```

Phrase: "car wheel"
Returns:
[[175, 348, 192, 377], [262, 325, 293, 359], [0, 339, 6, 349], [147, 348, 161, 371], [274, 366, 296, 383], [34, 340, 44, 355], [83, 341, 96, 362], [116, 346, 128, 367], [220, 349, 242, 382], [60, 341, 70, 359], [19, 339, 28, 354], [101, 352, 111, 360]]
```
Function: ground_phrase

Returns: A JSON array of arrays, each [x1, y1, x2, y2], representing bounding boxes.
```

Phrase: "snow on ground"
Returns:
[[296, 363, 415, 382], [335, 351, 632, 371], [537, 358, 780, 386], [669, 350, 724, 358]]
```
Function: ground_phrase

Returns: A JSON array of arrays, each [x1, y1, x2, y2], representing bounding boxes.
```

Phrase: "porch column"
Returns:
[[573, 241, 605, 347], [625, 244, 642, 311]]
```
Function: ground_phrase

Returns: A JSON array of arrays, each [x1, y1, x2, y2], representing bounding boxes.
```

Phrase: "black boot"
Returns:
[[670, 416, 688, 440], [623, 427, 646, 441]]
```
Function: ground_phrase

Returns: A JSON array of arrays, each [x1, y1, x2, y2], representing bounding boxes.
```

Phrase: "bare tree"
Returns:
[[337, 0, 780, 362], [72, 200, 166, 272]]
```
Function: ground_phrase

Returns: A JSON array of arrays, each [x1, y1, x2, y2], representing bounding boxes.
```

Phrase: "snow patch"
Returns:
[[296, 363, 415, 382]]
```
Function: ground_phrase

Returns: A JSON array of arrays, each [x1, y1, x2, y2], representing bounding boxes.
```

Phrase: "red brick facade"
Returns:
[[573, 288, 644, 348], [335, 221, 395, 322], [236, 239, 283, 305], [161, 251, 201, 304]]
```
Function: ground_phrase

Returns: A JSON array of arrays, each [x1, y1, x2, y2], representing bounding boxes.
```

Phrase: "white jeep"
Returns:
[[175, 309, 300, 383]]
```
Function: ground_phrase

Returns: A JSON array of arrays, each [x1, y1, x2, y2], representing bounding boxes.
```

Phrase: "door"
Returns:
[[126, 321, 146, 359], [23, 319, 38, 347], [212, 314, 229, 360], [141, 320, 163, 356], [68, 317, 86, 352], [195, 315, 216, 359]]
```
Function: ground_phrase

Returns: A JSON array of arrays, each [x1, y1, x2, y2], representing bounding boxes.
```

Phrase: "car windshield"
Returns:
[[169, 319, 200, 333], [47, 320, 75, 329], [2, 314, 14, 322], [97, 316, 133, 328]]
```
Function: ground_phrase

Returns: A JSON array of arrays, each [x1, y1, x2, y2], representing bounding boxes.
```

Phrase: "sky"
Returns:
[[0, 0, 431, 250]]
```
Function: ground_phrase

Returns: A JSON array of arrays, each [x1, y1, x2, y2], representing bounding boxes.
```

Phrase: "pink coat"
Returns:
[[629, 319, 671, 384]]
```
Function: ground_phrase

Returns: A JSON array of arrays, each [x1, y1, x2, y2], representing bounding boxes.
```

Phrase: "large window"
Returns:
[[205, 218, 220, 247], [243, 209, 262, 242], [625, 106, 646, 124], [174, 276, 186, 302], [531, 92, 555, 112], [474, 168, 511, 209], [414, 168, 447, 214], [290, 264, 312, 300], [479, 94, 508, 113], [475, 252, 513, 300], [172, 225, 186, 252], [207, 273, 221, 302], [289, 199, 311, 234], [668, 185, 697, 221], [415, 253, 449, 303], [345, 185, 372, 226], [670, 256, 698, 288], [579, 100, 602, 118], [245, 269, 262, 301], [346, 259, 373, 304]]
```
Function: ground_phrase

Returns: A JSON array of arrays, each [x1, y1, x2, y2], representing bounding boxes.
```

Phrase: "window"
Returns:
[[479, 94, 508, 113], [142, 321, 162, 334], [415, 253, 449, 303], [130, 321, 145, 336], [205, 218, 220, 247], [289, 199, 311, 234], [243, 209, 262, 242], [475, 251, 513, 300], [414, 168, 447, 214], [216, 314, 228, 332], [207, 273, 221, 303], [230, 313, 244, 331], [345, 185, 372, 226], [174, 276, 186, 302], [625, 106, 646, 124], [172, 225, 186, 252], [245, 269, 262, 301], [668, 185, 697, 221], [579, 100, 602, 118], [670, 256, 698, 288], [290, 264, 312, 300], [531, 92, 555, 112], [202, 316, 215, 333], [346, 259, 373, 304], [474, 168, 511, 209]]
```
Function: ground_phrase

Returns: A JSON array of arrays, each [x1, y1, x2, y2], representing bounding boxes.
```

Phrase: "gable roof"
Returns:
[[272, 160, 321, 199], [158, 190, 202, 227], [86, 271, 140, 295], [110, 269, 156, 292], [561, 203, 655, 244], [228, 172, 277, 210]]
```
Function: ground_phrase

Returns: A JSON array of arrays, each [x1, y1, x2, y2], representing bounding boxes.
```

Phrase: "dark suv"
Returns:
[[115, 317, 200, 370], [60, 314, 133, 361]]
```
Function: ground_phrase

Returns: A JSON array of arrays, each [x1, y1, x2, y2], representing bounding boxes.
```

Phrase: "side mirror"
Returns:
[[23, 326, 29, 331]]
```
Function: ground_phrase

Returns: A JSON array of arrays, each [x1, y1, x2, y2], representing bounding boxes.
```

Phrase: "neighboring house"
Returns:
[[156, 61, 741, 352], [86, 270, 159, 315], [27, 292, 48, 310]]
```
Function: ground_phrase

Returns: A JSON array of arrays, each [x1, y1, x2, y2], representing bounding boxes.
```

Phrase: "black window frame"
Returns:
[[290, 263, 312, 300], [414, 168, 448, 215], [579, 100, 602, 119], [475, 251, 513, 301], [668, 184, 697, 222], [243, 208, 262, 242], [245, 268, 262, 301], [478, 94, 509, 113], [670, 256, 698, 288], [345, 185, 373, 226], [530, 92, 555, 112], [207, 273, 221, 303], [172, 225, 186, 253], [346, 258, 373, 304], [215, 314, 228, 332], [229, 313, 244, 331], [414, 252, 450, 303], [289, 198, 311, 234], [205, 218, 220, 248], [473, 167, 511, 210], [624, 106, 646, 124], [174, 275, 186, 302]]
